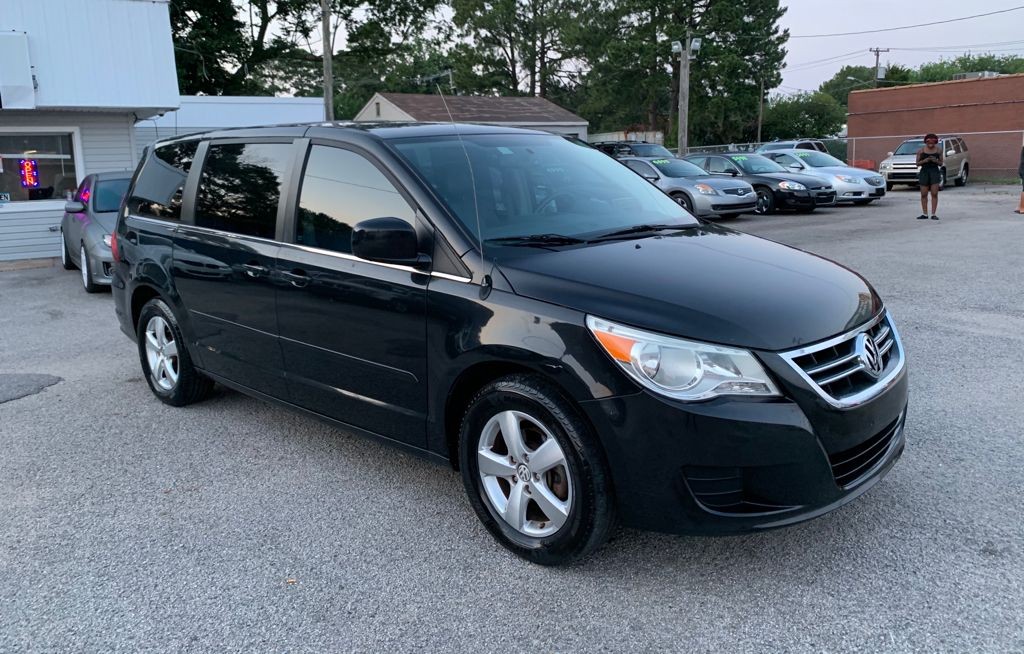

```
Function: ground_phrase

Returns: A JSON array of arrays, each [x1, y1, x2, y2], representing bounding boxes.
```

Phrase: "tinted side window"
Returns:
[[706, 157, 737, 174], [128, 141, 198, 220], [194, 142, 292, 239], [625, 160, 657, 177], [296, 145, 416, 254], [958, 138, 968, 152], [796, 142, 814, 150]]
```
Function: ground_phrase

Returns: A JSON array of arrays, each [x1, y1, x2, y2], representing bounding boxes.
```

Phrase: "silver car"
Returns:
[[620, 157, 757, 217], [59, 171, 131, 292], [877, 136, 970, 191], [762, 150, 886, 205]]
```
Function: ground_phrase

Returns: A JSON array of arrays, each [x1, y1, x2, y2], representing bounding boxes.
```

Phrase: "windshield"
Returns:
[[649, 158, 708, 177], [390, 134, 698, 243], [94, 178, 130, 212], [630, 144, 674, 158], [792, 151, 846, 167], [729, 154, 786, 174], [894, 139, 929, 155]]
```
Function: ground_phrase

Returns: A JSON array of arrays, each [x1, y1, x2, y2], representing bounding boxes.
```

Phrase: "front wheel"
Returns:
[[459, 375, 616, 565], [753, 188, 775, 215], [80, 245, 101, 293], [137, 298, 214, 406], [671, 192, 693, 213]]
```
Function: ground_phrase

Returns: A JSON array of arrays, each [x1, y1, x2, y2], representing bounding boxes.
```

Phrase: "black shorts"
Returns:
[[918, 167, 942, 187]]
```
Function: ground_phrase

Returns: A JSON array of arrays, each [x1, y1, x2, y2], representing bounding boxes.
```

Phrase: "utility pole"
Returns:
[[321, 0, 334, 121], [756, 77, 765, 144], [869, 47, 889, 88], [673, 34, 700, 155]]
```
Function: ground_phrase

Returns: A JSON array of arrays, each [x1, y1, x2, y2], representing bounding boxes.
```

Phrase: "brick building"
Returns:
[[847, 74, 1024, 180]]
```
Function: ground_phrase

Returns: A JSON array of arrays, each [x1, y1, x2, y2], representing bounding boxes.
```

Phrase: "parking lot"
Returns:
[[2, 183, 1023, 652]]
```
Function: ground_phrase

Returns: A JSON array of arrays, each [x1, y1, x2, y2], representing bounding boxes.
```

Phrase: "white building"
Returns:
[[134, 95, 324, 162], [354, 92, 589, 140], [0, 0, 179, 262]]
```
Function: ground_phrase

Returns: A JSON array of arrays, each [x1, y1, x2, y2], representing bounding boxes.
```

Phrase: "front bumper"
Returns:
[[775, 189, 816, 210], [86, 245, 114, 285], [578, 354, 908, 535], [833, 180, 886, 201]]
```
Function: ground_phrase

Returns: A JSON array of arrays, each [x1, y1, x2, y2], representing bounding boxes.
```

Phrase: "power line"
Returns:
[[790, 5, 1024, 38]]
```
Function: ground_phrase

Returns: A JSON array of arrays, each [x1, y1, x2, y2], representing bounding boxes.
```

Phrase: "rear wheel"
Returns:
[[80, 245, 100, 293], [954, 165, 968, 187], [753, 188, 775, 215], [137, 298, 214, 406], [60, 232, 75, 270], [459, 375, 615, 565]]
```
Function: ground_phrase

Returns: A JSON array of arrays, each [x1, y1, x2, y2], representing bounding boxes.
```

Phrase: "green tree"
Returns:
[[760, 91, 845, 141], [914, 53, 1024, 82]]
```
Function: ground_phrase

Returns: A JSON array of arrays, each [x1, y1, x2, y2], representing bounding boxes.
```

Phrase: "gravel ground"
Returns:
[[1, 184, 1022, 653]]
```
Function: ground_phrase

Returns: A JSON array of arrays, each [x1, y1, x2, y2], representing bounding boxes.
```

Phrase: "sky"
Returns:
[[777, 1, 1024, 93]]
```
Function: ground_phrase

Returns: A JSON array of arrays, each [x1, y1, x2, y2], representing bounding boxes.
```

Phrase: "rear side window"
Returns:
[[296, 145, 416, 254], [194, 142, 292, 239], [94, 179, 130, 212], [625, 160, 657, 177], [128, 140, 198, 220]]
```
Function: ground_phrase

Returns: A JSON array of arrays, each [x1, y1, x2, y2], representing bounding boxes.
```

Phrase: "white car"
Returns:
[[762, 150, 886, 205]]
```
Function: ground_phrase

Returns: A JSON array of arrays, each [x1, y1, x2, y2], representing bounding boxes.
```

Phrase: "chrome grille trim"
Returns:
[[780, 311, 906, 409]]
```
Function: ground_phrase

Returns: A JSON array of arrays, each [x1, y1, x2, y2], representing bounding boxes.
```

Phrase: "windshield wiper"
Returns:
[[485, 233, 585, 247], [587, 223, 692, 242]]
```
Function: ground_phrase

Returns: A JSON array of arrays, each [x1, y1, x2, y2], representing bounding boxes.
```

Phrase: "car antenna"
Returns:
[[435, 83, 492, 296]]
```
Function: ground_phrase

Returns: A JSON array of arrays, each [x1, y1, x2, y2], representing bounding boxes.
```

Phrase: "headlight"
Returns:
[[587, 316, 780, 401], [879, 162, 891, 170], [777, 181, 805, 191], [835, 175, 862, 184], [694, 183, 718, 195], [102, 234, 113, 248]]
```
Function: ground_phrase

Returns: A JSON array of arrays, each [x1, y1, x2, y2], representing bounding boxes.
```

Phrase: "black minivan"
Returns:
[[113, 123, 908, 565]]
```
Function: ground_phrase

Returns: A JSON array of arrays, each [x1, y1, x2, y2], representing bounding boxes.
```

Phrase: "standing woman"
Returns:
[[1015, 142, 1024, 214], [916, 133, 943, 220]]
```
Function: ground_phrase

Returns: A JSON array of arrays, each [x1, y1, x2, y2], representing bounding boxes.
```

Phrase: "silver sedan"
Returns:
[[59, 171, 132, 292], [762, 150, 886, 205], [620, 157, 757, 217]]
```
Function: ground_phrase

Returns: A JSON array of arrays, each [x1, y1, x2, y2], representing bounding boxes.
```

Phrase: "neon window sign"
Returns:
[[19, 159, 40, 188]]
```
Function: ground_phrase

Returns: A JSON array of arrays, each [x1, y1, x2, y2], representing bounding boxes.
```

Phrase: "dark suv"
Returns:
[[593, 140, 676, 159], [113, 123, 908, 565]]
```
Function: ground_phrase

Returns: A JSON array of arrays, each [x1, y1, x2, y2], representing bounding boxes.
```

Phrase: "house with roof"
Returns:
[[0, 0, 179, 262], [354, 93, 588, 140]]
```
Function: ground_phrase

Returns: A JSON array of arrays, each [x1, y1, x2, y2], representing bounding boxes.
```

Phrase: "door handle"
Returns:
[[242, 263, 268, 278], [281, 269, 310, 288]]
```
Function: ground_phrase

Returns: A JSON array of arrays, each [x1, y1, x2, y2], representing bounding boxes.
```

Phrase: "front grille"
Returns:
[[711, 201, 756, 211], [782, 312, 904, 408], [684, 466, 795, 515], [828, 415, 902, 488], [810, 185, 833, 191], [866, 176, 884, 186], [722, 187, 751, 196]]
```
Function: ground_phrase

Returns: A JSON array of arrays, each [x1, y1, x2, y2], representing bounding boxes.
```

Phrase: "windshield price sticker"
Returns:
[[651, 159, 671, 164], [730, 156, 748, 162], [796, 152, 813, 158]]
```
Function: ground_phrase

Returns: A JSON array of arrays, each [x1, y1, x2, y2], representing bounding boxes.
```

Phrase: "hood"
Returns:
[[663, 175, 753, 193], [93, 212, 117, 234], [495, 225, 881, 351], [813, 166, 879, 180], [884, 154, 917, 164], [744, 171, 828, 187]]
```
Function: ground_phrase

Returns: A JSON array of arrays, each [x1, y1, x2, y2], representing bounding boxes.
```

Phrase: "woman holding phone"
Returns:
[[917, 133, 943, 220]]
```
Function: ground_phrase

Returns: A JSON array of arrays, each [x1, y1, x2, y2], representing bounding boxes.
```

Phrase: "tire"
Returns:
[[458, 374, 616, 565], [60, 232, 75, 270], [80, 245, 101, 293], [885, 182, 894, 192], [939, 168, 947, 190], [852, 199, 875, 206], [671, 192, 693, 213], [753, 187, 775, 215], [137, 298, 214, 407], [954, 165, 968, 187]]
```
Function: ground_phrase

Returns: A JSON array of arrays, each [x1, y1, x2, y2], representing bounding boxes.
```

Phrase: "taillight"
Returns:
[[111, 230, 120, 263]]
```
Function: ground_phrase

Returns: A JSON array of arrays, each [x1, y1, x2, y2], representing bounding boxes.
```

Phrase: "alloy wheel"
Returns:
[[144, 316, 180, 391], [477, 410, 573, 538], [80, 246, 89, 288], [754, 189, 772, 214]]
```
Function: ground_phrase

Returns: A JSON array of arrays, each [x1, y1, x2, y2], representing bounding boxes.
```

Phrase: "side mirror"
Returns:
[[351, 217, 429, 269], [729, 169, 739, 177], [64, 200, 85, 213], [886, 151, 894, 157], [788, 163, 803, 171], [946, 149, 955, 156], [643, 174, 659, 182]]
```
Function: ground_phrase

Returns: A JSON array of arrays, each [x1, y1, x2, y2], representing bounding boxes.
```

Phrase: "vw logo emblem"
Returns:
[[855, 332, 883, 378], [516, 464, 531, 483]]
